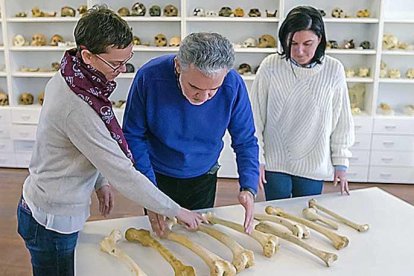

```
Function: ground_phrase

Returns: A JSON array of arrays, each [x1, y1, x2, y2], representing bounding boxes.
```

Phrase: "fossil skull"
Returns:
[[133, 36, 141, 46], [31, 33, 47, 46], [248, 8, 261, 17], [131, 2, 146, 16], [50, 34, 64, 46], [0, 92, 8, 106], [13, 34, 26, 47], [242, 37, 257, 48], [331, 8, 345, 18], [149, 5, 161, 16], [169, 36, 181, 47], [193, 8, 205, 17], [258, 34, 276, 48], [118, 7, 130, 17], [78, 5, 87, 16], [234, 8, 244, 17], [38, 92, 45, 105], [19, 93, 34, 105], [237, 63, 252, 75], [154, 34, 167, 47], [219, 7, 233, 17], [164, 4, 178, 17], [61, 6, 76, 17]]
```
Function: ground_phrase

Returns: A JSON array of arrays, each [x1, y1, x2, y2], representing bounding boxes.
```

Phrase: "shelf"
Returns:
[[133, 46, 179, 52], [326, 49, 377, 55], [241, 75, 256, 81], [324, 18, 379, 23], [384, 19, 414, 24], [382, 50, 414, 56], [12, 72, 56, 78], [379, 78, 414, 84], [234, 47, 277, 53], [118, 73, 135, 79], [10, 46, 72, 52], [186, 17, 279, 23], [122, 16, 181, 22], [346, 77, 374, 83], [0, 72, 7, 77], [7, 17, 79, 23], [0, 46, 4, 51]]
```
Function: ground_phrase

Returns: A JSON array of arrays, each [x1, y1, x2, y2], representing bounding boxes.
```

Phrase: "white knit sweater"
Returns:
[[250, 54, 355, 180]]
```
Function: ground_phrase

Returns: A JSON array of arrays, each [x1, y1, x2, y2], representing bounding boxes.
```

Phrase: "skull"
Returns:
[[51, 62, 60, 71], [78, 5, 87, 16], [358, 67, 370, 77], [318, 9, 326, 17], [19, 93, 34, 105], [327, 40, 338, 49], [154, 34, 167, 47], [206, 10, 218, 17], [234, 8, 244, 17], [13, 34, 26, 47], [169, 36, 181, 47], [219, 7, 233, 17], [406, 68, 414, 79], [131, 3, 146, 16], [38, 92, 45, 105], [404, 105, 414, 116], [149, 5, 161, 16], [15, 12, 27, 17], [237, 63, 252, 75], [359, 41, 371, 49], [356, 9, 370, 18], [266, 10, 277, 17], [388, 69, 401, 79], [32, 7, 44, 17], [126, 63, 135, 73], [0, 92, 8, 106], [248, 8, 261, 17], [343, 39, 355, 49], [50, 34, 64, 46], [164, 5, 178, 17], [115, 100, 126, 109], [31, 33, 47, 46], [133, 36, 141, 46], [345, 68, 355, 78], [193, 8, 205, 17], [258, 34, 276, 48], [118, 7, 130, 17], [241, 37, 257, 48], [382, 34, 398, 50], [331, 8, 345, 18], [61, 6, 76, 17]]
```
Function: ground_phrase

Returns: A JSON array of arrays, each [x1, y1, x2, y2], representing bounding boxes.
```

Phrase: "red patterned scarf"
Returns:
[[60, 49, 134, 163]]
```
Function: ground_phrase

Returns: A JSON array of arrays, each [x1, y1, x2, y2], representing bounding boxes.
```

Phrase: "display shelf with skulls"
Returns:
[[346, 77, 374, 83], [7, 17, 79, 22], [186, 17, 279, 22], [325, 49, 377, 55], [323, 17, 379, 24]]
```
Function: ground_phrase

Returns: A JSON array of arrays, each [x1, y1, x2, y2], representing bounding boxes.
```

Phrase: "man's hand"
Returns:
[[238, 191, 255, 234], [147, 210, 167, 237], [95, 184, 114, 217], [333, 170, 350, 195], [258, 164, 267, 190]]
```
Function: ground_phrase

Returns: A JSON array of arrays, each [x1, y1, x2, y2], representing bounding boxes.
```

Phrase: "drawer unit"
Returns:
[[14, 140, 35, 152], [351, 133, 372, 150], [353, 116, 373, 133], [14, 152, 33, 168], [373, 118, 414, 135], [372, 135, 414, 151], [11, 108, 40, 124], [11, 125, 37, 141], [370, 151, 414, 167], [349, 150, 370, 166], [347, 165, 369, 182], [0, 152, 15, 167], [0, 139, 14, 153], [0, 108, 11, 124], [369, 166, 414, 184], [0, 124, 11, 139]]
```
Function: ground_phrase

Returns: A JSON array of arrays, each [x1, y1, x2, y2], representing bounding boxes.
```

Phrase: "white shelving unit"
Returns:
[[0, 0, 413, 184]]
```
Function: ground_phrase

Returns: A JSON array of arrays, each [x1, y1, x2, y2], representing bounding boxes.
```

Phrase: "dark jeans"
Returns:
[[155, 171, 218, 210], [264, 171, 323, 201], [17, 197, 79, 276]]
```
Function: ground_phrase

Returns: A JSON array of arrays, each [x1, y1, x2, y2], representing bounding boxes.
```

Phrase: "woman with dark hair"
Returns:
[[251, 6, 354, 200], [17, 6, 204, 275]]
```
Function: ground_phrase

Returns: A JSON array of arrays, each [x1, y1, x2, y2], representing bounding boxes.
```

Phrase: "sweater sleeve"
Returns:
[[228, 73, 260, 194], [250, 60, 271, 165], [330, 68, 355, 167], [94, 173, 109, 190], [65, 104, 180, 218], [122, 73, 157, 185]]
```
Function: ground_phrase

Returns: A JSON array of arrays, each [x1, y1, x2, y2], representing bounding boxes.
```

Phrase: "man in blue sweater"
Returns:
[[123, 32, 259, 235]]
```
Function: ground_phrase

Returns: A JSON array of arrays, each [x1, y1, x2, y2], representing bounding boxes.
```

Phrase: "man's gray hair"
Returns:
[[177, 32, 235, 76]]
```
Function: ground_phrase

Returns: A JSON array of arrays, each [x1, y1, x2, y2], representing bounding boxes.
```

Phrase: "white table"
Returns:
[[76, 187, 414, 275]]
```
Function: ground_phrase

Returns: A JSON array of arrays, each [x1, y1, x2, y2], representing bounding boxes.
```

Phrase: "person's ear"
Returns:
[[174, 58, 181, 74], [80, 49, 94, 65]]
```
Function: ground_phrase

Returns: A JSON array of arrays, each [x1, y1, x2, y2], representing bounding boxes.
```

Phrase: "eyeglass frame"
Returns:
[[95, 51, 134, 72]]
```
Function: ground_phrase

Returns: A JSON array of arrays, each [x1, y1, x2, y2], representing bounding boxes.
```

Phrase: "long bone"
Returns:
[[163, 220, 236, 276], [125, 228, 195, 276], [254, 214, 310, 239], [265, 206, 349, 250], [204, 212, 279, 258], [198, 224, 254, 273], [309, 199, 369, 232], [255, 222, 338, 267], [302, 207, 339, 230], [100, 229, 147, 276]]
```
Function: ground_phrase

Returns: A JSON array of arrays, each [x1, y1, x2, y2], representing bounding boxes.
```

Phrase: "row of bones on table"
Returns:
[[100, 199, 369, 275]]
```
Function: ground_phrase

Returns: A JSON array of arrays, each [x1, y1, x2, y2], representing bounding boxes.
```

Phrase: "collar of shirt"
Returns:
[[290, 58, 319, 68]]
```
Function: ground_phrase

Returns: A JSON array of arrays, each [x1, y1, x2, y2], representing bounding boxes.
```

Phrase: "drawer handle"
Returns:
[[19, 132, 30, 137], [383, 141, 394, 146], [21, 115, 31, 121], [381, 158, 393, 162], [380, 173, 392, 177], [384, 125, 396, 129]]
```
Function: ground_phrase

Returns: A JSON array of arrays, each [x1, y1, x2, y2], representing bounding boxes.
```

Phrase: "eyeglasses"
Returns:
[[95, 52, 134, 72]]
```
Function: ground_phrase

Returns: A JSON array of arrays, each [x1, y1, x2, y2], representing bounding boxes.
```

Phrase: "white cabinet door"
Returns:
[[373, 118, 414, 135], [369, 166, 414, 184], [372, 134, 414, 151], [370, 151, 414, 166]]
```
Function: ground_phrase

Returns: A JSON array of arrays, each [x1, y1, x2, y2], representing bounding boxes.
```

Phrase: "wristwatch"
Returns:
[[240, 187, 257, 199]]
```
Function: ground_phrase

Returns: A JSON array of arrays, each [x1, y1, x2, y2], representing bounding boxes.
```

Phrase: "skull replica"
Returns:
[[193, 8, 205, 17], [358, 67, 370, 77], [154, 34, 167, 47], [343, 39, 355, 49], [388, 69, 401, 79], [51, 62, 60, 71], [118, 7, 130, 17], [132, 36, 141, 46], [15, 12, 27, 17], [258, 34, 276, 48], [206, 10, 218, 17], [164, 4, 178, 17], [331, 8, 345, 18], [380, 61, 388, 78], [266, 10, 277, 17], [234, 8, 244, 17], [378, 102, 394, 115], [13, 34, 26, 47], [0, 92, 8, 106], [38, 92, 45, 105], [318, 9, 326, 17], [327, 40, 339, 49], [248, 8, 261, 17], [356, 9, 370, 18], [131, 3, 146, 16], [149, 5, 161, 16], [404, 105, 414, 116], [31, 33, 47, 46], [345, 68, 355, 78], [406, 68, 414, 79], [126, 63, 135, 73], [359, 41, 371, 49], [382, 34, 399, 50], [237, 63, 252, 75], [219, 7, 233, 17], [61, 6, 76, 17], [241, 37, 257, 48], [50, 34, 64, 46], [19, 93, 34, 105], [78, 5, 87, 16], [169, 36, 181, 47]]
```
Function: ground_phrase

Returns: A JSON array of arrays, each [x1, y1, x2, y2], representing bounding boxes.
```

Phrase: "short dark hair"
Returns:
[[74, 5, 133, 54], [278, 6, 327, 64]]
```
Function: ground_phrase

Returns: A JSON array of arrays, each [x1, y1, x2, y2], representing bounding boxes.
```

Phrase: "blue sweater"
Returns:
[[123, 55, 259, 193]]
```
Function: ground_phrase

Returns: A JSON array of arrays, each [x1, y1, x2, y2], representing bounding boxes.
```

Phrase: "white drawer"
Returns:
[[372, 135, 414, 151], [11, 125, 37, 141], [347, 165, 369, 182], [369, 166, 414, 184], [14, 152, 32, 168], [353, 116, 373, 133], [11, 108, 40, 124], [373, 118, 414, 135], [0, 124, 11, 138], [370, 151, 414, 167], [0, 152, 15, 167], [0, 108, 11, 124], [0, 139, 14, 153], [14, 140, 35, 152], [351, 133, 371, 150], [349, 150, 370, 166]]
